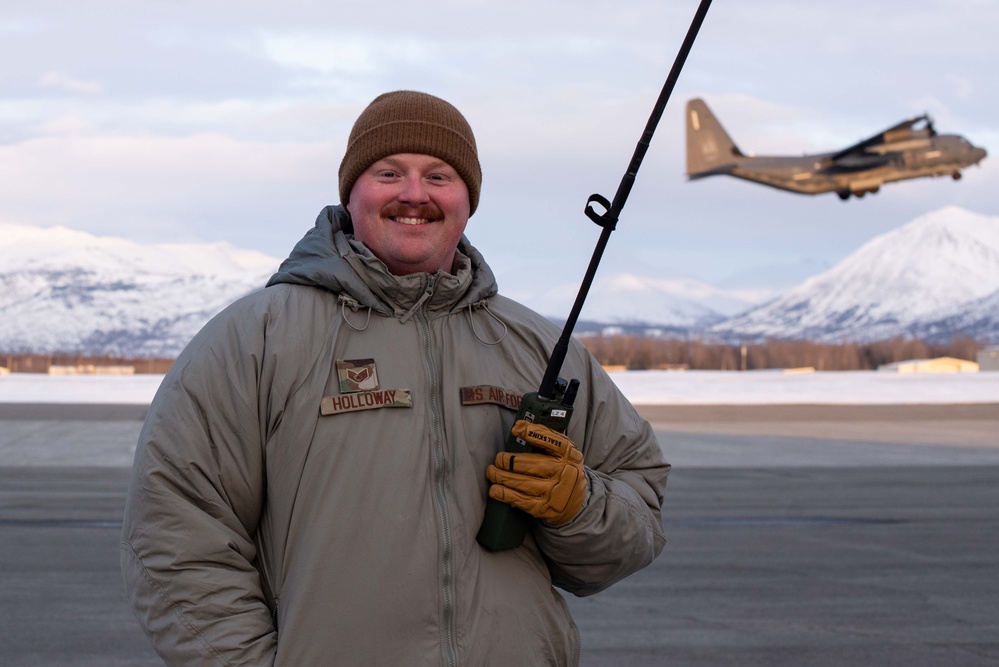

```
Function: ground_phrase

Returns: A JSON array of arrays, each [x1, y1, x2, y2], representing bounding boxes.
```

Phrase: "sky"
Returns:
[[2, 0, 997, 306]]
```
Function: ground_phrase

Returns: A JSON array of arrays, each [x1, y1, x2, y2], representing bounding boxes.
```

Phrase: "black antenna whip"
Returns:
[[477, 0, 714, 552], [538, 0, 713, 398]]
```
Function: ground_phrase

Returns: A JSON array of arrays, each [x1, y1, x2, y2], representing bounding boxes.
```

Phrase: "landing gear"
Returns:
[[839, 185, 880, 200], [952, 171, 962, 180]]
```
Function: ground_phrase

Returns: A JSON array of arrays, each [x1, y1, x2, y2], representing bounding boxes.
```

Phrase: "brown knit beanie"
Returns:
[[338, 91, 482, 215]]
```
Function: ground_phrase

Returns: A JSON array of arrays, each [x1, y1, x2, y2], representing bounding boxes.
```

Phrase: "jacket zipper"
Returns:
[[553, 589, 582, 667], [418, 275, 459, 667]]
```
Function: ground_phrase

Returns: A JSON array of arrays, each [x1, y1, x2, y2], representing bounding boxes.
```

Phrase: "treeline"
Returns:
[[1, 336, 987, 374], [1, 353, 174, 374], [577, 335, 985, 371]]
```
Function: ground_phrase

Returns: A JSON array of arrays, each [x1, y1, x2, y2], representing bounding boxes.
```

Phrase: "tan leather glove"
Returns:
[[486, 420, 587, 526]]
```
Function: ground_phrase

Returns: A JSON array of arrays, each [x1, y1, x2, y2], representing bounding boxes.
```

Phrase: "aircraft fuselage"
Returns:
[[686, 99, 987, 199]]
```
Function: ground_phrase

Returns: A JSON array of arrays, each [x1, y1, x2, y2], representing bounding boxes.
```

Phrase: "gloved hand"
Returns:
[[486, 420, 588, 526]]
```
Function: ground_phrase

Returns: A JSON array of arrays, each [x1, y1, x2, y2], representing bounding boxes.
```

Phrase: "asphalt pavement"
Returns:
[[1, 404, 997, 666]]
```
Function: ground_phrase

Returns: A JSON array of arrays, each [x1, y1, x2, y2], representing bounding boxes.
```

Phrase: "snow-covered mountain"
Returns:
[[909, 288, 999, 342], [0, 223, 281, 357], [0, 222, 768, 356], [2, 205, 997, 357], [712, 206, 999, 343], [523, 273, 764, 330]]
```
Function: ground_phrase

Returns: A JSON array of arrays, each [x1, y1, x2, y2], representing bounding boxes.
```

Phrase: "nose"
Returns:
[[398, 174, 430, 204], [973, 146, 987, 164]]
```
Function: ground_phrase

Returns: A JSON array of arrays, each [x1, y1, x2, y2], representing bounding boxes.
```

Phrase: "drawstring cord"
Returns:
[[339, 294, 371, 331], [466, 300, 507, 345]]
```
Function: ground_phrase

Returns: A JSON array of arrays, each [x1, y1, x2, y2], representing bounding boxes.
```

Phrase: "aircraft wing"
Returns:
[[830, 115, 931, 161]]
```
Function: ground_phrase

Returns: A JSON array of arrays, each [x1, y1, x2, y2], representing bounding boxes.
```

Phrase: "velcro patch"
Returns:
[[460, 385, 524, 411], [321, 389, 412, 416], [337, 358, 379, 393]]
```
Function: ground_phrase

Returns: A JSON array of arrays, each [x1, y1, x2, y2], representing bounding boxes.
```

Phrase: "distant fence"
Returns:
[[0, 353, 174, 375]]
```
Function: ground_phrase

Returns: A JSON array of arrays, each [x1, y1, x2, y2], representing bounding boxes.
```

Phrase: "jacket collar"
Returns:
[[268, 205, 498, 318]]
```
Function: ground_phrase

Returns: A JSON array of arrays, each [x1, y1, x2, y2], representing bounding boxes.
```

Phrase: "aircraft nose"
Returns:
[[974, 146, 988, 163]]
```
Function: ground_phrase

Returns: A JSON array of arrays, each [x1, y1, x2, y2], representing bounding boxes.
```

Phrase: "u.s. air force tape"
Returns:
[[460, 385, 524, 410], [320, 389, 412, 416]]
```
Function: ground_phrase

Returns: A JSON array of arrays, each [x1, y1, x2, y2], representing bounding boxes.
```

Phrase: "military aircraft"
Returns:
[[686, 98, 987, 199]]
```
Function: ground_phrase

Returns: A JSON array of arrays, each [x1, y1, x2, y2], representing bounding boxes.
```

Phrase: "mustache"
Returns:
[[381, 204, 443, 221]]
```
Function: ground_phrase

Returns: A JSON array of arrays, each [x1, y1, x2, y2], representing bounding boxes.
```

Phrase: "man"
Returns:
[[121, 90, 669, 666]]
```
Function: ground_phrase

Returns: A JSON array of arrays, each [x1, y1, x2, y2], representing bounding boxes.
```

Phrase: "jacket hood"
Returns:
[[267, 205, 498, 318]]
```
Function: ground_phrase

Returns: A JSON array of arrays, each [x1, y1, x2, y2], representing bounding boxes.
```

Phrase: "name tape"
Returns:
[[321, 389, 412, 416]]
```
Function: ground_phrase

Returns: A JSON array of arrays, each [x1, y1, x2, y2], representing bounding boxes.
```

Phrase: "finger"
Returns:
[[494, 452, 562, 478], [511, 421, 572, 456], [486, 467, 551, 497], [488, 483, 541, 515]]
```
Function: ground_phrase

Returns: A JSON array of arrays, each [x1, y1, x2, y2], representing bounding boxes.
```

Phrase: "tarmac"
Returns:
[[1, 402, 998, 666]]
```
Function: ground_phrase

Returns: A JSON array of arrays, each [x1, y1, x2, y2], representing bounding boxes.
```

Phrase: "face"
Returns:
[[346, 153, 471, 276]]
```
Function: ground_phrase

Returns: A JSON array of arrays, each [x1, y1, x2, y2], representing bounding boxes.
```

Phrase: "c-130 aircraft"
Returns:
[[686, 98, 987, 200]]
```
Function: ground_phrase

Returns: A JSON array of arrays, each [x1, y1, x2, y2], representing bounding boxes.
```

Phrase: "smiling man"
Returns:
[[346, 153, 471, 275], [121, 91, 669, 666]]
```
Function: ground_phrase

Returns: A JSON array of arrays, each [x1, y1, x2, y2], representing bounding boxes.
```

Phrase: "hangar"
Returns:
[[878, 357, 979, 373]]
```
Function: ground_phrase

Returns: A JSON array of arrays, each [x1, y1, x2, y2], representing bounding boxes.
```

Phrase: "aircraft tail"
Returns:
[[686, 98, 743, 177]]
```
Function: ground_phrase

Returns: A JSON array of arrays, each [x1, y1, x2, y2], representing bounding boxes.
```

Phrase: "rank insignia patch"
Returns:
[[337, 358, 379, 393]]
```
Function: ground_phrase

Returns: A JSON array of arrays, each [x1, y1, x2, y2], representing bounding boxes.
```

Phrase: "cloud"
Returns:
[[0, 19, 39, 34], [258, 31, 443, 78], [38, 71, 103, 95], [32, 112, 96, 136], [949, 75, 975, 100], [2, 0, 997, 293], [0, 130, 339, 247], [258, 33, 379, 75]]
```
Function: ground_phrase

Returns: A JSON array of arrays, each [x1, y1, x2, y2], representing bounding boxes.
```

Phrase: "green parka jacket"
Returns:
[[121, 205, 669, 666]]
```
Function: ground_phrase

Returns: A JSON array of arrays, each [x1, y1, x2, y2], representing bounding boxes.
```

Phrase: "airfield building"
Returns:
[[977, 346, 999, 372], [878, 357, 979, 373]]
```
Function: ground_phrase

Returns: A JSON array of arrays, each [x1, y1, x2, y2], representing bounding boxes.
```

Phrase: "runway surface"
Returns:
[[1, 403, 997, 666]]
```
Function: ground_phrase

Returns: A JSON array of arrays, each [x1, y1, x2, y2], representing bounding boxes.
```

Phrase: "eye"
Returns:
[[427, 169, 458, 184]]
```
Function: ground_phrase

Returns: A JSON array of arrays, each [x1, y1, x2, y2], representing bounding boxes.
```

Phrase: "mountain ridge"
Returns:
[[0, 223, 280, 357], [710, 206, 999, 343], [1, 205, 997, 356]]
